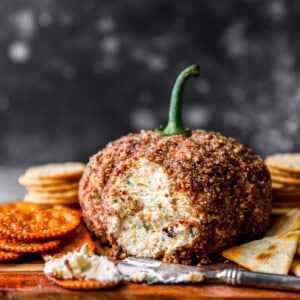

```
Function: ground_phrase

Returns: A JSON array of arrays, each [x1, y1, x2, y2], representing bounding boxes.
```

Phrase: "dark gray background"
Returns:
[[0, 0, 299, 167]]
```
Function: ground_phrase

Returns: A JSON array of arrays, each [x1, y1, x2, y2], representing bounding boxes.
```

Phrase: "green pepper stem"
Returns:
[[157, 64, 200, 135]]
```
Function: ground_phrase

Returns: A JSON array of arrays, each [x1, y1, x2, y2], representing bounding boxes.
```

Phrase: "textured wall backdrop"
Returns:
[[0, 0, 299, 166]]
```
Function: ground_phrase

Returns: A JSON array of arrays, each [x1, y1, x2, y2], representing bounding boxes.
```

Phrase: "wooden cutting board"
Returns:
[[1, 256, 300, 299]]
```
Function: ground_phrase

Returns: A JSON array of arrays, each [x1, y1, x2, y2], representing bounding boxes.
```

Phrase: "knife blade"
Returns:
[[118, 257, 300, 291], [118, 257, 205, 284]]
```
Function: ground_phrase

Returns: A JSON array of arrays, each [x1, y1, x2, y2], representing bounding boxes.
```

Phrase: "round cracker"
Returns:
[[271, 182, 286, 190], [26, 189, 78, 200], [271, 175, 300, 185], [272, 188, 300, 196], [46, 275, 121, 290], [52, 205, 81, 215], [271, 207, 291, 215], [272, 194, 300, 202], [265, 153, 300, 173], [0, 249, 23, 261], [24, 162, 85, 180], [272, 184, 300, 193], [41, 224, 94, 260], [268, 166, 300, 179], [18, 175, 73, 187], [26, 183, 79, 193], [0, 237, 60, 253], [0, 201, 42, 214], [0, 208, 80, 241], [271, 182, 300, 191], [23, 194, 79, 205]]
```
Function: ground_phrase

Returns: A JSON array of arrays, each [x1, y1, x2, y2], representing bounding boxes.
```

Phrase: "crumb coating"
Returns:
[[79, 130, 272, 264]]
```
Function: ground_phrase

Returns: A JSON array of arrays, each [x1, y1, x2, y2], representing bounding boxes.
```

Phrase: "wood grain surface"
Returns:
[[1, 259, 300, 300], [1, 209, 300, 299]]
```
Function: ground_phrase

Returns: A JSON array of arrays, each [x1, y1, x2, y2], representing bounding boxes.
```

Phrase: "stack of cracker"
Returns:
[[19, 162, 85, 206], [265, 153, 300, 210], [0, 201, 82, 261]]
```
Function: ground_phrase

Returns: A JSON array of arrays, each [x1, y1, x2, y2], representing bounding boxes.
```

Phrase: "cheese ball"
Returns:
[[79, 130, 272, 264]]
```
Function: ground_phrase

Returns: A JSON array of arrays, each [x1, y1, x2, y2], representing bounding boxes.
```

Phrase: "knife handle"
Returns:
[[217, 268, 300, 292]]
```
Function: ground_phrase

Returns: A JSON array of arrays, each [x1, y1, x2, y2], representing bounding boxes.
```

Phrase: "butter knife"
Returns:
[[118, 257, 300, 292]]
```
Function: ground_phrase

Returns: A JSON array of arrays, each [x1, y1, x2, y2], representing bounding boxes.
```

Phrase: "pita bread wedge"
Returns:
[[222, 231, 300, 275], [265, 208, 300, 236], [297, 241, 300, 256], [290, 256, 300, 276]]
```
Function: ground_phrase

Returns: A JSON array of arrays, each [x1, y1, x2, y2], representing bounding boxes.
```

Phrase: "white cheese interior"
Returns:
[[43, 244, 122, 282], [106, 158, 198, 258]]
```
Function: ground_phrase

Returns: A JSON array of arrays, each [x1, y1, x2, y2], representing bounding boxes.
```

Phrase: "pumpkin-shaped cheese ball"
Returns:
[[79, 65, 272, 264]]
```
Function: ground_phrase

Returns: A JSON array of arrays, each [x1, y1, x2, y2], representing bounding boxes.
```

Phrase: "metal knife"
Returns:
[[118, 257, 300, 292]]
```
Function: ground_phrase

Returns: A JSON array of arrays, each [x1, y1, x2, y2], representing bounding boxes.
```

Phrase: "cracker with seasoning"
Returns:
[[0, 201, 43, 214], [0, 201, 81, 259], [44, 244, 122, 290], [0, 237, 60, 253], [0, 249, 23, 261], [0, 208, 80, 241]]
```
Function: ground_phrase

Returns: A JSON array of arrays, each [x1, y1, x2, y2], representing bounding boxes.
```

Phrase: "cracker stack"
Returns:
[[19, 162, 85, 206], [0, 201, 82, 261], [265, 153, 300, 209]]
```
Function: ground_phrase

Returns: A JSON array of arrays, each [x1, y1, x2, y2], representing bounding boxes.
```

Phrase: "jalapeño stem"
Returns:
[[157, 64, 200, 135]]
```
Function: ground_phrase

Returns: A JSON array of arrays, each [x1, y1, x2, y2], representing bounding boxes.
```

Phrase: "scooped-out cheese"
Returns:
[[106, 158, 198, 258], [43, 244, 122, 282]]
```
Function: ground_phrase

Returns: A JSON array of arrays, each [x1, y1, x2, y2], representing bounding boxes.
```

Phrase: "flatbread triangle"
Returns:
[[265, 208, 300, 236], [222, 231, 300, 275], [290, 256, 300, 276]]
